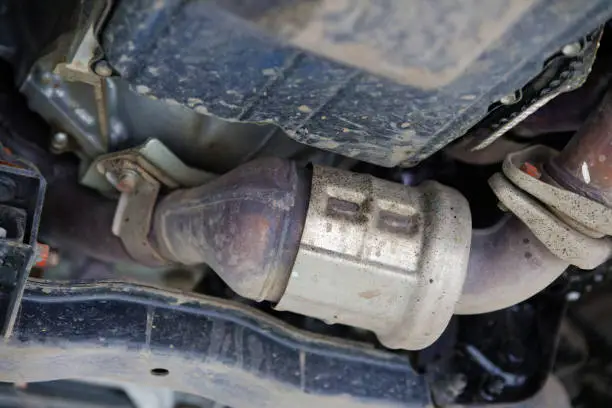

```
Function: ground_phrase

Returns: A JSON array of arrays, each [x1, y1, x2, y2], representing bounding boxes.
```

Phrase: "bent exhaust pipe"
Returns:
[[147, 155, 579, 350], [150, 86, 612, 348], [41, 90, 612, 351]]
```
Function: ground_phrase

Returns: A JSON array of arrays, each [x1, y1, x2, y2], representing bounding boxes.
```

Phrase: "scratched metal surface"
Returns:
[[102, 0, 612, 167]]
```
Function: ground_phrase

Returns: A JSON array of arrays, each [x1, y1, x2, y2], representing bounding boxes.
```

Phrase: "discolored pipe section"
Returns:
[[152, 157, 310, 302], [549, 89, 612, 207], [466, 89, 612, 315], [456, 215, 569, 315]]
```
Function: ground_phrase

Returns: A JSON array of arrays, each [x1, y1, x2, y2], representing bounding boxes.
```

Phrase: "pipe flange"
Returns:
[[502, 145, 612, 236], [490, 173, 612, 269]]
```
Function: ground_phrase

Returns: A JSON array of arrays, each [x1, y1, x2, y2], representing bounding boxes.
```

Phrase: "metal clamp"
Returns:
[[94, 139, 215, 265], [97, 157, 164, 265]]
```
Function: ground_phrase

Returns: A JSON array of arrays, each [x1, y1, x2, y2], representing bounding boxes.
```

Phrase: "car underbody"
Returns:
[[0, 1, 612, 407]]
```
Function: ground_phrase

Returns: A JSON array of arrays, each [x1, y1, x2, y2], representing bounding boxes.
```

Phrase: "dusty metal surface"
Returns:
[[253, 0, 536, 89], [153, 158, 310, 302], [101, 0, 612, 167], [21, 60, 324, 173], [456, 215, 569, 314], [275, 165, 471, 350], [490, 173, 612, 269]]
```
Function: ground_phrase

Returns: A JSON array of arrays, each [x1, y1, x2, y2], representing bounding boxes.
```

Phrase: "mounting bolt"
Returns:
[[562, 42, 582, 57], [93, 60, 113, 77], [566, 291, 581, 301], [500, 92, 520, 105], [484, 377, 505, 397], [116, 170, 139, 193], [51, 132, 69, 153]]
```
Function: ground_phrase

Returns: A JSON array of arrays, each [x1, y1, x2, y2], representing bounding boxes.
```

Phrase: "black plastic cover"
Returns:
[[102, 0, 612, 167]]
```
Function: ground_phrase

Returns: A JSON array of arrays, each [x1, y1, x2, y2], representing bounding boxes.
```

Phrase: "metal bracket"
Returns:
[[53, 0, 116, 150], [0, 279, 430, 408], [94, 139, 215, 265], [84, 138, 215, 194], [110, 162, 163, 266], [55, 23, 111, 150], [470, 28, 603, 151], [96, 158, 164, 266]]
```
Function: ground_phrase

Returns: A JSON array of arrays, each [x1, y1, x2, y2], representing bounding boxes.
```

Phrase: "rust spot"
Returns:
[[520, 161, 541, 179]]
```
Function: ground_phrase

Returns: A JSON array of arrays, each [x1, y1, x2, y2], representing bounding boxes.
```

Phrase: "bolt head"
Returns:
[[116, 170, 139, 193], [500, 92, 519, 105], [51, 132, 69, 152], [562, 42, 582, 57], [94, 60, 113, 77]]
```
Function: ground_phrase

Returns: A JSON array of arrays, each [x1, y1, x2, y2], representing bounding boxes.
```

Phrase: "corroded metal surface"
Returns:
[[550, 89, 612, 206], [153, 158, 310, 302]]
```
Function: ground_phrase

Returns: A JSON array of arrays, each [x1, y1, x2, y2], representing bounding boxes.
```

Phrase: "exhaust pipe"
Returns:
[[28, 92, 612, 350], [147, 123, 612, 348], [148, 91, 612, 347], [31, 150, 612, 350], [151, 158, 473, 350], [152, 157, 310, 303]]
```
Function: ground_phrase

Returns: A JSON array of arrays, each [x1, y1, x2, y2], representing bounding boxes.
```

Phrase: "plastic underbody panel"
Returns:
[[103, 0, 612, 167]]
